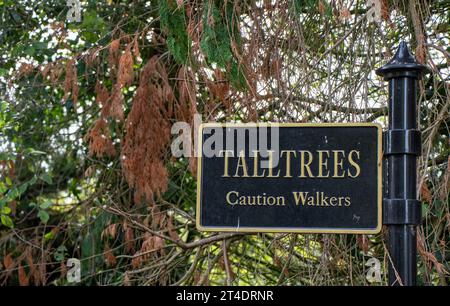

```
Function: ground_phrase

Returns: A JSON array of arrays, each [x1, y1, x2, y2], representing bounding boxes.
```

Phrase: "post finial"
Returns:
[[376, 41, 429, 80]]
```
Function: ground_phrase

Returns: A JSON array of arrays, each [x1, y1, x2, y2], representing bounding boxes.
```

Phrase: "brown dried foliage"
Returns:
[[104, 244, 117, 267], [132, 35, 141, 61], [41, 61, 64, 86], [122, 56, 173, 203], [3, 254, 14, 278], [108, 39, 121, 74], [95, 81, 111, 117], [86, 118, 117, 158], [420, 183, 433, 205], [63, 58, 79, 104], [85, 81, 118, 158], [17, 63, 36, 79], [85, 47, 100, 68], [18, 264, 29, 286], [117, 45, 134, 87], [110, 84, 125, 121], [123, 221, 135, 253], [131, 234, 165, 268], [102, 223, 118, 240]]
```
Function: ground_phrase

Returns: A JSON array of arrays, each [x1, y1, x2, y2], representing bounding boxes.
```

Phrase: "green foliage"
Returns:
[[54, 245, 68, 262], [200, 0, 246, 89], [40, 173, 53, 185], [81, 210, 114, 283], [1, 211, 13, 228], [79, 10, 108, 44], [159, 0, 191, 64], [37, 209, 50, 223]]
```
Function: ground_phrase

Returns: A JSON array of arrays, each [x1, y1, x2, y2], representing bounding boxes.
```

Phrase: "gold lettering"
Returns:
[[330, 196, 337, 206], [299, 151, 314, 178], [252, 150, 266, 177], [344, 197, 351, 206], [223, 149, 362, 179], [317, 150, 330, 178], [226, 192, 286, 206], [332, 150, 346, 178], [220, 150, 234, 177], [234, 151, 249, 177], [348, 150, 361, 178], [226, 191, 238, 205], [276, 196, 285, 206], [267, 196, 276, 205], [292, 191, 308, 205], [281, 150, 297, 178]]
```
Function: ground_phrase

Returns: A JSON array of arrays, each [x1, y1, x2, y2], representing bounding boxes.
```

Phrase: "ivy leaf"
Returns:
[[1, 215, 14, 228], [7, 187, 20, 200], [0, 182, 8, 193], [0, 192, 6, 204], [0, 206, 11, 214], [38, 210, 50, 223], [54, 245, 68, 262]]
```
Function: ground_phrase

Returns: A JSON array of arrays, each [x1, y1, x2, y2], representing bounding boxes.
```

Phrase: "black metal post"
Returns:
[[376, 42, 429, 286]]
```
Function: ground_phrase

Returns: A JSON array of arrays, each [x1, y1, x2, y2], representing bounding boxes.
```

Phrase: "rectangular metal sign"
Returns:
[[196, 123, 382, 234]]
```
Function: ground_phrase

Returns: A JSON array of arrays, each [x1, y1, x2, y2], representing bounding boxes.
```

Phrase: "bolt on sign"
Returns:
[[196, 123, 382, 234]]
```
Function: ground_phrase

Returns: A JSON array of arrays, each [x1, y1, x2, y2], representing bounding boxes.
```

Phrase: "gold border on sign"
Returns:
[[195, 122, 383, 234]]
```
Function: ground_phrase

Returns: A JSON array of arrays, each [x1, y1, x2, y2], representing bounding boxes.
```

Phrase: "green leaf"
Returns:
[[28, 176, 38, 185], [24, 46, 35, 57], [54, 245, 68, 262], [1, 214, 14, 228], [44, 230, 55, 241], [10, 11, 21, 22], [0, 197, 7, 208], [80, 10, 107, 43], [33, 41, 48, 50], [18, 182, 28, 194], [0, 206, 11, 214], [40, 200, 52, 209], [27, 148, 46, 155], [41, 173, 53, 184], [7, 187, 20, 200], [38, 210, 50, 223]]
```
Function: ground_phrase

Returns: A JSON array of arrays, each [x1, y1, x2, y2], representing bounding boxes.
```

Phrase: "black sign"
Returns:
[[196, 123, 382, 234]]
